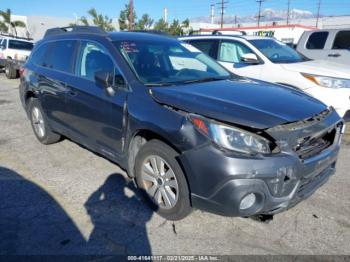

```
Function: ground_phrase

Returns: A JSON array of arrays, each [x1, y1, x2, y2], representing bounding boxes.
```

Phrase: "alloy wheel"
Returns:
[[141, 155, 179, 209], [32, 107, 45, 138]]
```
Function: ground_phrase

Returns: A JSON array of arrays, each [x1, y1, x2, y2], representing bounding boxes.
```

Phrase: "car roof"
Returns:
[[180, 35, 274, 41], [43, 27, 178, 44]]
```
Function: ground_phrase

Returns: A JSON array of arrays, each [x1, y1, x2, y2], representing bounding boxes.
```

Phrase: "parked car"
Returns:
[[0, 35, 34, 79], [180, 35, 350, 120], [296, 29, 350, 66], [20, 26, 344, 220]]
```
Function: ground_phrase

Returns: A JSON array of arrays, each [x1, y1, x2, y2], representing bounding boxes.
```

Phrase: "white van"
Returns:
[[296, 29, 350, 66]]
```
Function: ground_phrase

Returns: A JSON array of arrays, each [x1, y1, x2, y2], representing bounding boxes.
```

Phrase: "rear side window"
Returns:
[[44, 40, 77, 73], [187, 40, 219, 59], [30, 43, 49, 66], [8, 40, 33, 50], [332, 31, 350, 49], [306, 32, 329, 49]]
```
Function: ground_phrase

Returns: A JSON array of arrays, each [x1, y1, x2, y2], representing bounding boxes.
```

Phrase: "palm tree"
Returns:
[[0, 9, 26, 36], [76, 8, 115, 32]]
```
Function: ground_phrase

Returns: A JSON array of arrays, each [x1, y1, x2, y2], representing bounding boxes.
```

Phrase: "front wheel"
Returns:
[[135, 140, 192, 220]]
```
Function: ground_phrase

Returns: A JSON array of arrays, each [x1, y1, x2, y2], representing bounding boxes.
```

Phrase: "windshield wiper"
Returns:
[[182, 77, 228, 84], [144, 83, 175, 87]]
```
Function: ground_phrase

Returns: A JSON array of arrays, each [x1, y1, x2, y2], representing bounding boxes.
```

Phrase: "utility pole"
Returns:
[[316, 0, 321, 28], [217, 0, 229, 28], [129, 0, 134, 30], [286, 0, 291, 25], [210, 4, 215, 24], [164, 8, 168, 23], [255, 0, 265, 27]]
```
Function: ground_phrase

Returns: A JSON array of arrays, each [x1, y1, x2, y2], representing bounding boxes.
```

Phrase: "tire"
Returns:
[[5, 61, 17, 79], [135, 140, 192, 220], [28, 98, 61, 145]]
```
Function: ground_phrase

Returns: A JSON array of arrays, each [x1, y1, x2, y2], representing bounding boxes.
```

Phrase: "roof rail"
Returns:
[[44, 26, 107, 38], [129, 30, 170, 36], [0, 32, 33, 41], [212, 30, 246, 36]]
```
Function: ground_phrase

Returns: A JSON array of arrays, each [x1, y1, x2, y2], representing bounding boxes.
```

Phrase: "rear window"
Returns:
[[306, 32, 329, 49], [332, 31, 350, 49], [9, 40, 33, 51]]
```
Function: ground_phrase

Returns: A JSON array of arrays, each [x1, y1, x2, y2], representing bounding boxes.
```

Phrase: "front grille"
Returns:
[[295, 127, 337, 159]]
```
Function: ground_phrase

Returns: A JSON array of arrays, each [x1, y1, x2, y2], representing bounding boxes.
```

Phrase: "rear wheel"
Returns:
[[28, 98, 61, 144], [135, 140, 191, 220], [5, 61, 17, 79]]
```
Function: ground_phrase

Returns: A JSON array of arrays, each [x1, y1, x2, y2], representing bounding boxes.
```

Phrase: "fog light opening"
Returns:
[[239, 193, 256, 210]]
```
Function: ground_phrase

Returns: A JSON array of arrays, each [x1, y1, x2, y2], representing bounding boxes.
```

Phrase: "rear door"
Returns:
[[31, 40, 78, 134], [65, 40, 127, 158], [185, 39, 219, 59], [327, 30, 350, 65]]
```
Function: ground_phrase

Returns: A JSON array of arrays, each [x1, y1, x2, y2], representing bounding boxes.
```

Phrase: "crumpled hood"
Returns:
[[151, 79, 327, 129], [281, 60, 350, 79]]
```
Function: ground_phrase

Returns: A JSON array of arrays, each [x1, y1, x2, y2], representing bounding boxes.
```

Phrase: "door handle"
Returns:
[[68, 90, 77, 97], [328, 53, 341, 57]]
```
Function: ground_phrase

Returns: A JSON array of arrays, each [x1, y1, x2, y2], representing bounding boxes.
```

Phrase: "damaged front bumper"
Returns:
[[179, 108, 343, 217]]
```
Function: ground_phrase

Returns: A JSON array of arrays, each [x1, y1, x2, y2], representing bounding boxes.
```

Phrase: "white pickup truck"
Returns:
[[0, 36, 34, 79]]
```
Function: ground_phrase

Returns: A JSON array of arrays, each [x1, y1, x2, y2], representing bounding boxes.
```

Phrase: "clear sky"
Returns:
[[1, 0, 350, 21]]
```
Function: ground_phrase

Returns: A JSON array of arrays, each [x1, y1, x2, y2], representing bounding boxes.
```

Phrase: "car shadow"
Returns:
[[0, 166, 153, 255], [85, 173, 154, 255]]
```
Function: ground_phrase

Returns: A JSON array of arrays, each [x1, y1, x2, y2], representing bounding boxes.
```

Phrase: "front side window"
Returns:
[[219, 41, 253, 63], [249, 39, 307, 63], [45, 40, 77, 73], [306, 32, 329, 49], [77, 41, 114, 81], [8, 40, 33, 51], [332, 31, 350, 50], [114, 40, 230, 85]]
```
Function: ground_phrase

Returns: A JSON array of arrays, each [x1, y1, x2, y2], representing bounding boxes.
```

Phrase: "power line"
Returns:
[[255, 0, 265, 27], [216, 0, 229, 28]]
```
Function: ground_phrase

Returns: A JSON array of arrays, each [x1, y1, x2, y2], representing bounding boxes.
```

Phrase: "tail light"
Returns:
[[19, 66, 26, 78]]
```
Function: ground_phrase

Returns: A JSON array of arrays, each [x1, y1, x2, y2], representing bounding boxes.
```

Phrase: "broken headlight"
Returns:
[[189, 115, 274, 154]]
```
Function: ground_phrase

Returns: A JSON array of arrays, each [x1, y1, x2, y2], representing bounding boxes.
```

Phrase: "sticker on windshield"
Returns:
[[181, 43, 201, 53]]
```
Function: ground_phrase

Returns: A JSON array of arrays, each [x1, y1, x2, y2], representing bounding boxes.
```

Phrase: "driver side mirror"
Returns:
[[241, 53, 260, 64], [95, 70, 127, 96]]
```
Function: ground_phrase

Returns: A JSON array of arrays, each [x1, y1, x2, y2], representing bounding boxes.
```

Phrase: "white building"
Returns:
[[190, 15, 350, 44], [1, 15, 119, 41]]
